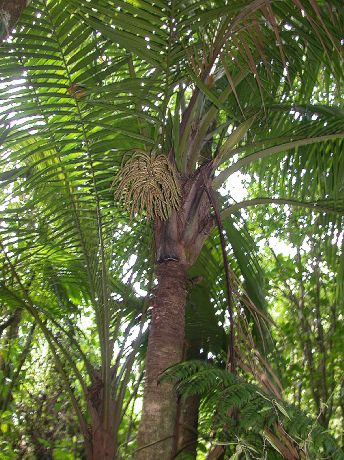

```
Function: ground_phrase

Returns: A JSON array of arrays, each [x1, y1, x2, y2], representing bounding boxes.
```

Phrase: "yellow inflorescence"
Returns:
[[112, 151, 181, 220]]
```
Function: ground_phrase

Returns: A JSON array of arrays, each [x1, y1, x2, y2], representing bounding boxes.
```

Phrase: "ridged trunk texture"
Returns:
[[89, 425, 116, 460], [175, 344, 202, 458], [136, 166, 213, 459], [86, 387, 117, 460], [175, 394, 200, 458], [135, 261, 187, 460]]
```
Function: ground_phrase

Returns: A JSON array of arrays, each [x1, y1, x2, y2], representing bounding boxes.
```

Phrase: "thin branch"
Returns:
[[1, 322, 36, 411], [0, 310, 20, 337], [120, 370, 144, 423], [213, 133, 344, 188], [0, 242, 89, 435], [203, 181, 235, 373], [221, 197, 344, 219], [133, 435, 175, 454]]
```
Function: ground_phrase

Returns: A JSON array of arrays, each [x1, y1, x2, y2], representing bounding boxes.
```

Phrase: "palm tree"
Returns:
[[0, 0, 343, 459]]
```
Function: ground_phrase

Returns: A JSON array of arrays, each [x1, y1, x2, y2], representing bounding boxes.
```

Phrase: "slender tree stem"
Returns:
[[213, 133, 344, 188], [221, 197, 344, 218], [203, 183, 235, 373]]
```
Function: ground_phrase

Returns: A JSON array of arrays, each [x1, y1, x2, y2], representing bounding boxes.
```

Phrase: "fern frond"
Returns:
[[163, 360, 344, 459]]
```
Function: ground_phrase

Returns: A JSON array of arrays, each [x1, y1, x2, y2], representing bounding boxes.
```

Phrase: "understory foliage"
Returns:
[[0, 0, 343, 458], [255, 210, 344, 437], [163, 361, 343, 459]]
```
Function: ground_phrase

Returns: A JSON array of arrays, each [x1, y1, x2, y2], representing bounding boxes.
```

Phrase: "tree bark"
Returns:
[[175, 344, 202, 459], [0, 0, 28, 41], [86, 380, 117, 460], [175, 394, 200, 458], [135, 261, 187, 460], [136, 165, 213, 459], [89, 423, 116, 460], [313, 252, 328, 427]]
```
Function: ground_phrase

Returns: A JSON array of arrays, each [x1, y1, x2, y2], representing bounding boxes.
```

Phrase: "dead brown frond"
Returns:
[[112, 151, 181, 220]]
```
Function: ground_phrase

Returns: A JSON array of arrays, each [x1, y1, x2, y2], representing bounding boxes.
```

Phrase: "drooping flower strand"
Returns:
[[112, 151, 181, 220]]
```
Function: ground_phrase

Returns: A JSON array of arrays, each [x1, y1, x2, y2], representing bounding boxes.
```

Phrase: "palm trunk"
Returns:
[[86, 384, 117, 460], [89, 424, 116, 460], [136, 166, 213, 459], [135, 260, 187, 459], [175, 344, 202, 458], [175, 394, 200, 458]]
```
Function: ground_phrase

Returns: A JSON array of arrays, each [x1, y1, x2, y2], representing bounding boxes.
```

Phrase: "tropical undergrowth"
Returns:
[[162, 360, 344, 460]]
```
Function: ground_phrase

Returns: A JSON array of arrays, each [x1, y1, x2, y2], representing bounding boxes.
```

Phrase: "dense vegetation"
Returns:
[[0, 0, 343, 459]]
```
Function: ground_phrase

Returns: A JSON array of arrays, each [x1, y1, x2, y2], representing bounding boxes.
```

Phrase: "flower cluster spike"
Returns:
[[112, 150, 181, 220]]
